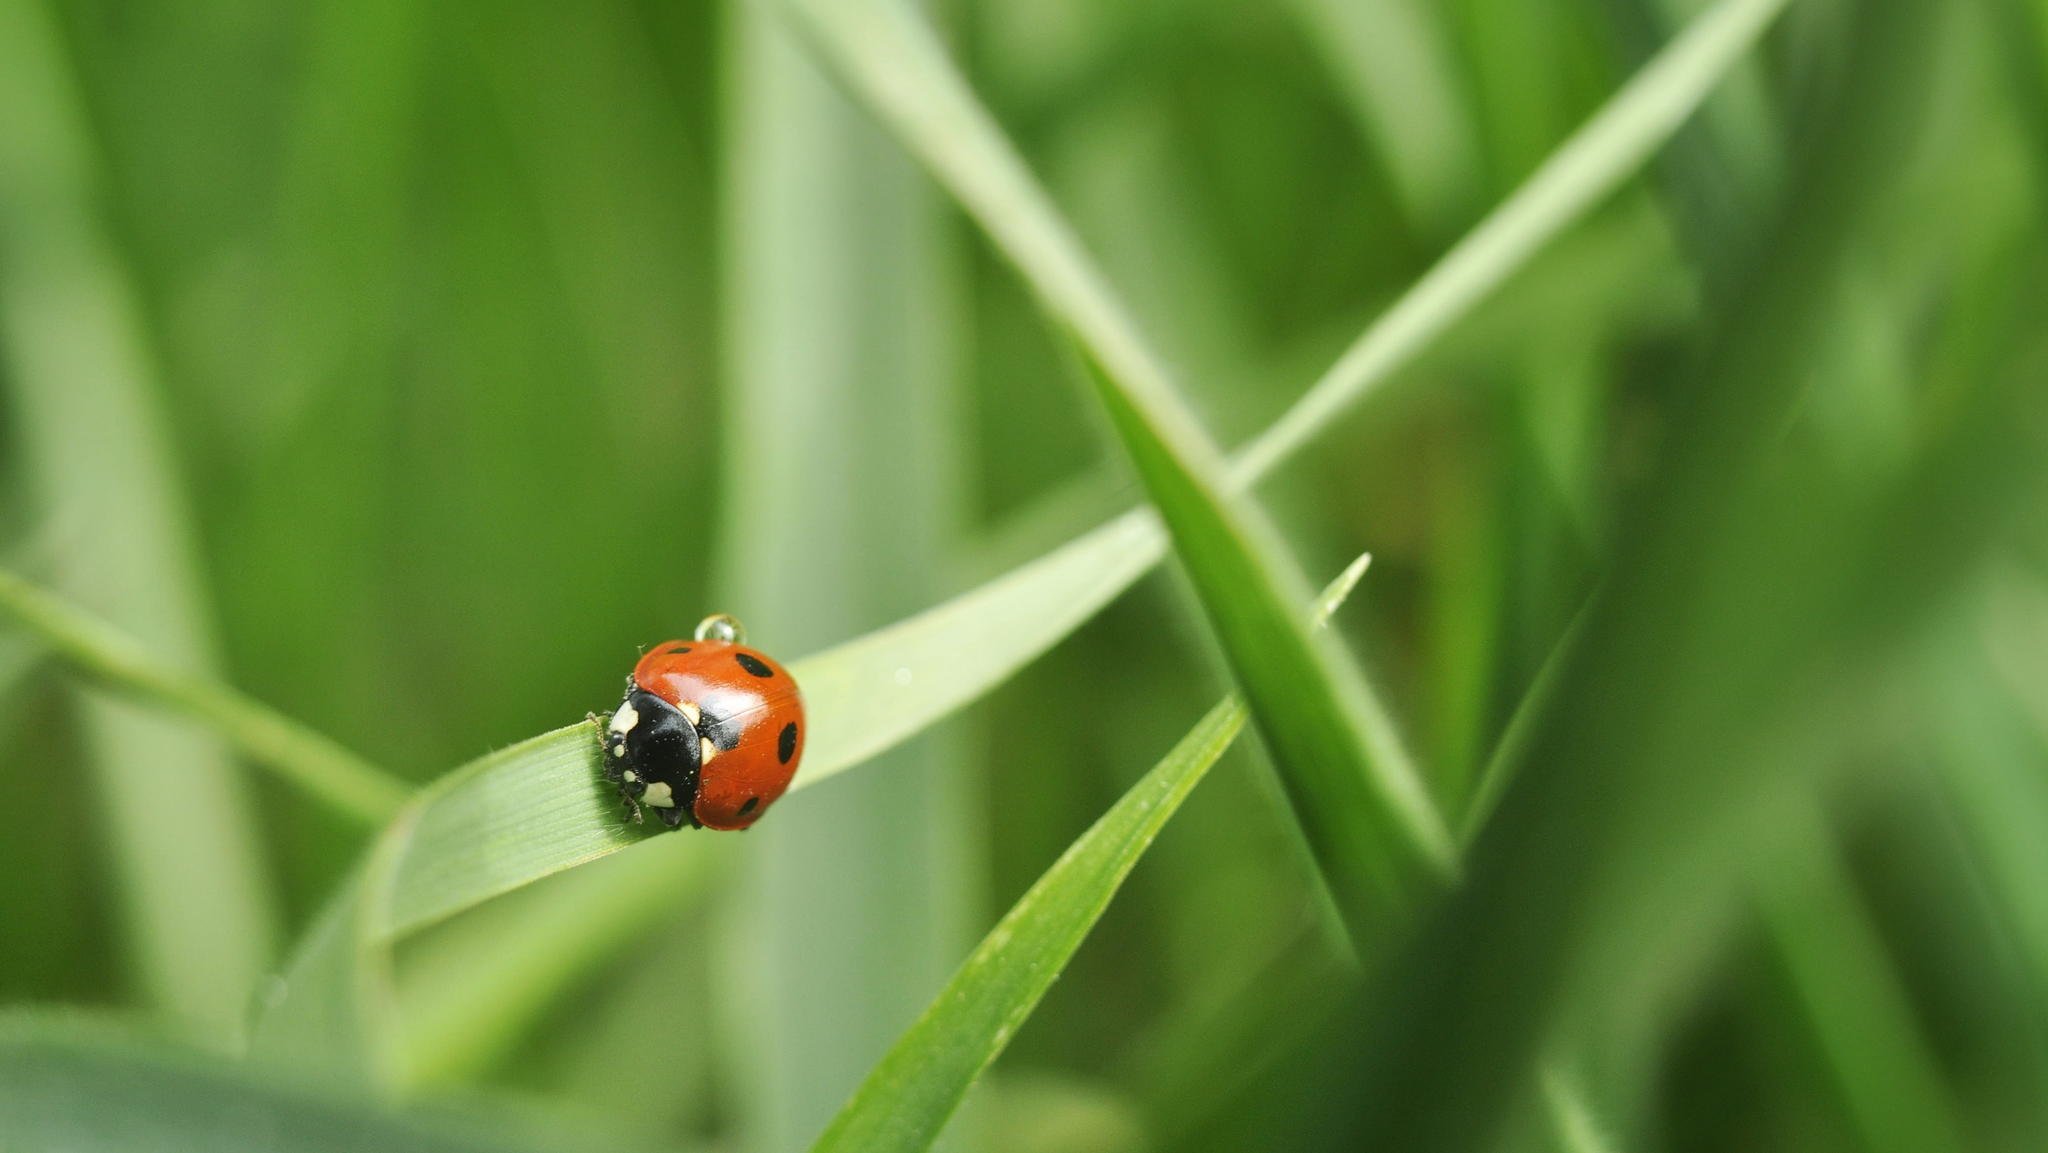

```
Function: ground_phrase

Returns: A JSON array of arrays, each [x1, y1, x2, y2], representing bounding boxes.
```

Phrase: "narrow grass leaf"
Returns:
[[1078, 349, 1458, 930], [1757, 802, 1970, 1153], [0, 569, 411, 824], [812, 555, 1371, 1153]]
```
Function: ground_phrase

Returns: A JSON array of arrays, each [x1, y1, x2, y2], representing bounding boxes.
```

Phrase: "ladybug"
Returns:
[[596, 614, 806, 830]]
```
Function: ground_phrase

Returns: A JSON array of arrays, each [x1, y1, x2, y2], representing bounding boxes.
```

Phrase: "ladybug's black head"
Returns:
[[605, 688, 702, 816]]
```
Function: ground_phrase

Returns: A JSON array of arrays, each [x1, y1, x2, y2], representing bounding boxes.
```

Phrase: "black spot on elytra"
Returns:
[[778, 722, 798, 764], [734, 652, 774, 678], [667, 645, 691, 655], [738, 796, 759, 816]]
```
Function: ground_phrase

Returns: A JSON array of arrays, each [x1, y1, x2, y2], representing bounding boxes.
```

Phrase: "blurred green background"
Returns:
[[3, 0, 2047, 1151]]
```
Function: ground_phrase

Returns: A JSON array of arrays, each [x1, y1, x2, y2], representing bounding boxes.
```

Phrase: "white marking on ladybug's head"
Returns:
[[643, 781, 674, 808], [678, 701, 701, 726], [700, 738, 717, 765], [608, 702, 639, 736], [621, 770, 639, 784]]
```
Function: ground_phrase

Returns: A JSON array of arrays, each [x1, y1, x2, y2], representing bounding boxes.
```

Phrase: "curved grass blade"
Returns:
[[0, 569, 411, 824], [812, 555, 1371, 1153], [0, 1014, 655, 1153], [1076, 343, 1457, 933]]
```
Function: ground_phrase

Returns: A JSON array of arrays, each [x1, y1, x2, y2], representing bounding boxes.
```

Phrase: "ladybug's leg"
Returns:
[[656, 804, 691, 831]]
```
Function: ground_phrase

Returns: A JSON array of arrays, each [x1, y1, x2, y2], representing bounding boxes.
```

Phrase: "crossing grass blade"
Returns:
[[1077, 348, 1459, 933], [0, 569, 411, 824], [811, 555, 1371, 1153]]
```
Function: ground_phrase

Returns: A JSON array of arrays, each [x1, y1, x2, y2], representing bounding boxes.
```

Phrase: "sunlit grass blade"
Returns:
[[0, 1014, 641, 1153], [812, 555, 1371, 1153], [0, 569, 411, 824], [1539, 1067, 1621, 1153], [0, 0, 275, 1038], [720, 4, 975, 1147]]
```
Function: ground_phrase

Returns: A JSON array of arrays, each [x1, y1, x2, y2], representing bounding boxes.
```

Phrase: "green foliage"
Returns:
[[3, 0, 2046, 1151]]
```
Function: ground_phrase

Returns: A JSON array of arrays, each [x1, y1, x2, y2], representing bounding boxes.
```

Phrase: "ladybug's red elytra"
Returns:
[[598, 614, 805, 831]]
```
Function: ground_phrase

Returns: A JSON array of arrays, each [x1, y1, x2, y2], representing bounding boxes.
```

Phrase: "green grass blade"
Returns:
[[719, 3, 975, 1147], [0, 1014, 645, 1153], [1283, 0, 1482, 236], [0, 569, 411, 824], [1757, 801, 1970, 1153], [1076, 349, 1457, 929], [1538, 1067, 1622, 1153], [0, 0, 276, 1039], [812, 555, 1371, 1153]]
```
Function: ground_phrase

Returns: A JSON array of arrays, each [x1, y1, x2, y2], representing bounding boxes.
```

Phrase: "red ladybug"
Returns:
[[598, 614, 805, 830]]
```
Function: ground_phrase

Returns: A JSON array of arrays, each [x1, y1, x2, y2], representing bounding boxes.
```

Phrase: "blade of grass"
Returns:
[[718, 3, 974, 1147], [0, 0, 276, 1040], [1075, 347, 1457, 932], [1539, 1066, 1622, 1153], [1757, 800, 1970, 1153], [1283, 0, 1483, 237], [0, 569, 411, 823], [811, 555, 1371, 1153]]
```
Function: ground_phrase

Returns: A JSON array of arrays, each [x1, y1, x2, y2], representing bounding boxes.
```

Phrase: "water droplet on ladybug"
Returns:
[[694, 613, 747, 645]]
